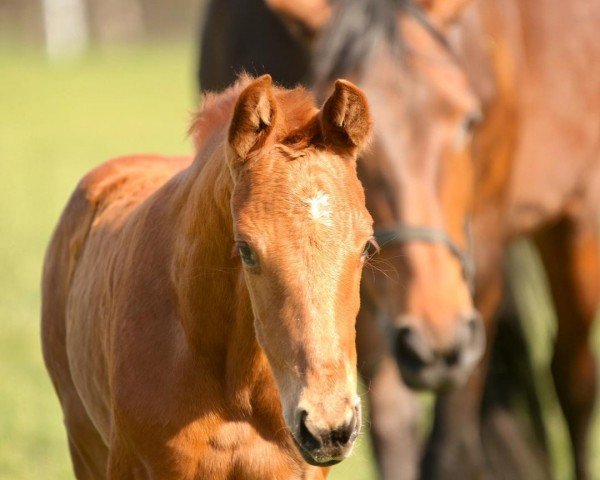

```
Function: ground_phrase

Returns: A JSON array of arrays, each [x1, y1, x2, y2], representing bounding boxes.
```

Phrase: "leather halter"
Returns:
[[374, 220, 475, 291]]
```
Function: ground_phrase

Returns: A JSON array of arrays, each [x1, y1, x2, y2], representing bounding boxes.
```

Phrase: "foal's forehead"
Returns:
[[238, 147, 371, 234], [251, 147, 351, 191], [282, 150, 362, 204]]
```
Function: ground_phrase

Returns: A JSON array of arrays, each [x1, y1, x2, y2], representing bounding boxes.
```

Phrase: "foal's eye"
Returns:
[[237, 242, 258, 267], [361, 238, 380, 261]]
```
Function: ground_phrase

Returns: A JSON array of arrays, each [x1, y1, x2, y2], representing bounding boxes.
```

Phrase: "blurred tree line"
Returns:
[[0, 0, 204, 57]]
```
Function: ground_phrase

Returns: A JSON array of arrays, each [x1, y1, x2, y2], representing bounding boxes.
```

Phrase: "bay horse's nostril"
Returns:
[[467, 313, 484, 339], [394, 325, 433, 370], [462, 312, 486, 359], [440, 313, 485, 368], [394, 313, 486, 390], [443, 348, 461, 367], [455, 313, 485, 350]]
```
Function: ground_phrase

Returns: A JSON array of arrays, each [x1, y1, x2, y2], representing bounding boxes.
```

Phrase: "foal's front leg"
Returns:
[[534, 216, 599, 480]]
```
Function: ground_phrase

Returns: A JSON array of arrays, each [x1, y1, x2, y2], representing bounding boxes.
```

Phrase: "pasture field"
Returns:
[[0, 42, 597, 480]]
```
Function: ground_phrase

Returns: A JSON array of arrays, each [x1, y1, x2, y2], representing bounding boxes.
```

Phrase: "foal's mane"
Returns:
[[190, 75, 318, 153], [309, 0, 451, 85]]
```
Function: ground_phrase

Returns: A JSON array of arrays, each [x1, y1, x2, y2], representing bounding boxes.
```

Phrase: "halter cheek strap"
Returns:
[[374, 221, 475, 292]]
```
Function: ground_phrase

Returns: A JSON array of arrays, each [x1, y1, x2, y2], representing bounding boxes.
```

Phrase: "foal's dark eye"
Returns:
[[237, 242, 258, 267], [361, 238, 380, 261]]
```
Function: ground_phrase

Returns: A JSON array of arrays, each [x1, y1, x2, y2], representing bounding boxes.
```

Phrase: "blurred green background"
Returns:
[[0, 14, 598, 480]]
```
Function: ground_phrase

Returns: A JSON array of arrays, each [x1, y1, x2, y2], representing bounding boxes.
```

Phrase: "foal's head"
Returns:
[[310, 0, 484, 390], [227, 75, 373, 465]]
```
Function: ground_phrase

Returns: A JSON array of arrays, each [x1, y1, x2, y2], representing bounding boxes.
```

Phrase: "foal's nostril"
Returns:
[[297, 407, 359, 456], [299, 410, 322, 451], [330, 424, 351, 446], [330, 407, 359, 447]]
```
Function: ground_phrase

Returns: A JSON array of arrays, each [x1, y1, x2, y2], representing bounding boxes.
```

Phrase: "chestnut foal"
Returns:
[[41, 75, 376, 479]]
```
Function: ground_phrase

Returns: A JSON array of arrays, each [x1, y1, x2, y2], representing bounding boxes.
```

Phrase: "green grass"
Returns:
[[0, 42, 597, 480]]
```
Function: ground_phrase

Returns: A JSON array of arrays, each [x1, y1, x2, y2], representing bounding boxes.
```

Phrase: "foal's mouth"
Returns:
[[291, 436, 348, 467]]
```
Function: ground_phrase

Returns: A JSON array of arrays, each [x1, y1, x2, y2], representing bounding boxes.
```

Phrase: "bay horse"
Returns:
[[200, 1, 484, 477], [404, 0, 600, 478], [41, 75, 377, 479]]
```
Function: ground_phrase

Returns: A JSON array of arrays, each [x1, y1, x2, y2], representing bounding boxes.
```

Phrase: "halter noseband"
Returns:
[[374, 221, 475, 291]]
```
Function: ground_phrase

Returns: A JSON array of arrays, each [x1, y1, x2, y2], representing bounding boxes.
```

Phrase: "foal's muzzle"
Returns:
[[293, 403, 361, 466], [393, 312, 485, 391]]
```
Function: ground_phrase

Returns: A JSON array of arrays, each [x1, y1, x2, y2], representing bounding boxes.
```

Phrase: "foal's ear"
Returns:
[[320, 79, 372, 153], [228, 74, 277, 159]]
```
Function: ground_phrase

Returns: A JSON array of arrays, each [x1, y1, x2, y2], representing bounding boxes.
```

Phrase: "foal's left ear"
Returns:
[[320, 79, 372, 154], [228, 74, 278, 160]]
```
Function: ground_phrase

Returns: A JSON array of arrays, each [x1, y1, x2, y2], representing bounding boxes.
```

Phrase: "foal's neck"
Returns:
[[171, 130, 278, 418]]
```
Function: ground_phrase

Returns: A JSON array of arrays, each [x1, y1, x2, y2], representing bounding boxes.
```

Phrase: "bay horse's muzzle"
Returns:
[[393, 312, 485, 391], [293, 403, 361, 466]]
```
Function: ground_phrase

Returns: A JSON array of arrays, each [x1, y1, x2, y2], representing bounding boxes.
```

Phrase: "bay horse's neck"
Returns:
[[169, 128, 276, 418]]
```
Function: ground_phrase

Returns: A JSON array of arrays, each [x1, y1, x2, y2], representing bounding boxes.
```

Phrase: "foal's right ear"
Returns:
[[228, 75, 278, 160], [320, 79, 372, 154]]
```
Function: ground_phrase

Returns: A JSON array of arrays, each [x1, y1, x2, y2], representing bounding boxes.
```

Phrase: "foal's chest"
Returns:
[[170, 420, 325, 480]]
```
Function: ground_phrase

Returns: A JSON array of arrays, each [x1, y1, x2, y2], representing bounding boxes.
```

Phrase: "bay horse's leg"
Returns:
[[421, 265, 551, 480], [533, 217, 599, 480], [421, 362, 490, 479], [363, 358, 421, 480], [420, 233, 505, 480], [480, 284, 552, 479], [356, 306, 421, 480]]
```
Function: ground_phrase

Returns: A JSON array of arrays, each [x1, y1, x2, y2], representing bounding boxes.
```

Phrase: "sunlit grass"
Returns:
[[0, 42, 192, 479]]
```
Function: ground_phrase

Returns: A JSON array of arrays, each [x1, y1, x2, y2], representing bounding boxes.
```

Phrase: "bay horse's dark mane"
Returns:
[[309, 0, 451, 84]]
